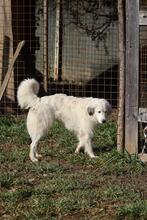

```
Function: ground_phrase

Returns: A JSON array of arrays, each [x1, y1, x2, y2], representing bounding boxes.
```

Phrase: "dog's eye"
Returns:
[[98, 111, 101, 113]]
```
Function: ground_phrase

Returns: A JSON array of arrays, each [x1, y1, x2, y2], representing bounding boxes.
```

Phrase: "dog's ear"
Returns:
[[102, 99, 112, 114], [106, 101, 112, 114], [87, 106, 95, 116]]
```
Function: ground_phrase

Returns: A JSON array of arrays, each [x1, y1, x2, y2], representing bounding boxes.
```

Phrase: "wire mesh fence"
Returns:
[[140, 26, 147, 108], [140, 0, 147, 108], [139, 0, 147, 153], [0, 0, 118, 115]]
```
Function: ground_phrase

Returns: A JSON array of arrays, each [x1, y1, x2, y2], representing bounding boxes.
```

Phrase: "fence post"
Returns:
[[125, 0, 139, 154], [117, 0, 125, 152]]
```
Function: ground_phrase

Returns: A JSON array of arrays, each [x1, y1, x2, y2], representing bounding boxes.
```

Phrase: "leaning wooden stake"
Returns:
[[0, 40, 25, 101], [117, 0, 125, 152]]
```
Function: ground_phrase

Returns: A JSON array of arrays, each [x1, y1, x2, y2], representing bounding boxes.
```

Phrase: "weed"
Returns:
[[0, 174, 13, 189], [98, 150, 146, 175], [103, 185, 140, 201]]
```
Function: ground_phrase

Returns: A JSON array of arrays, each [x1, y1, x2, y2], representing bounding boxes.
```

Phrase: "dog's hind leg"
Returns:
[[29, 137, 41, 162], [35, 152, 43, 158], [27, 106, 54, 162]]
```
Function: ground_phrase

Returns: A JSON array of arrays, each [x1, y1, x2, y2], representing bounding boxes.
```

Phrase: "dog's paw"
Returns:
[[36, 153, 43, 158], [90, 155, 98, 159], [30, 157, 38, 162], [32, 158, 38, 162]]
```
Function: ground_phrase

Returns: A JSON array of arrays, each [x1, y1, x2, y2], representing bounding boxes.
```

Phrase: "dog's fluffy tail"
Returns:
[[17, 78, 40, 109]]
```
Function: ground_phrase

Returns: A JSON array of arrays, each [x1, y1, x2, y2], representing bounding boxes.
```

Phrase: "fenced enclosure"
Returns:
[[1, 0, 147, 158], [0, 2, 147, 218], [0, 0, 118, 114]]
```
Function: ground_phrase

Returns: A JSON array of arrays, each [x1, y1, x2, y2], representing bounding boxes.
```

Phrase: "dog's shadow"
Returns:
[[92, 144, 115, 155], [77, 144, 115, 156]]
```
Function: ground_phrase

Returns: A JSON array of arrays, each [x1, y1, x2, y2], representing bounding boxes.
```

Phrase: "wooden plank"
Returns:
[[0, 41, 25, 101], [43, 0, 48, 92], [4, 0, 15, 109], [53, 0, 60, 81], [117, 0, 125, 152], [0, 0, 4, 85], [125, 0, 139, 154]]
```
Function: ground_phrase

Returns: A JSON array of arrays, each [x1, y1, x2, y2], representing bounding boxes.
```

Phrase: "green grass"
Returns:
[[117, 201, 147, 220], [0, 116, 147, 220]]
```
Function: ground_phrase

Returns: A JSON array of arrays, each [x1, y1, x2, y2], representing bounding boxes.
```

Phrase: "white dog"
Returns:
[[17, 79, 111, 162]]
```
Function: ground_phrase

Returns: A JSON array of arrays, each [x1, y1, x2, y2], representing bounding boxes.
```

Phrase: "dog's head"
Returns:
[[87, 99, 112, 124]]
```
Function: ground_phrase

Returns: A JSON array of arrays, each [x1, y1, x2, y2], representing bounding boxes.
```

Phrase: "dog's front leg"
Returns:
[[75, 141, 83, 153], [82, 136, 96, 158]]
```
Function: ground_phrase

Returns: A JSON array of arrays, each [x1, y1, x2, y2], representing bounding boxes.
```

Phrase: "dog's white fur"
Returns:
[[17, 79, 111, 162]]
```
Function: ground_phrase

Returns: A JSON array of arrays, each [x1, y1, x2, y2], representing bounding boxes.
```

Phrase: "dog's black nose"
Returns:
[[102, 119, 106, 123]]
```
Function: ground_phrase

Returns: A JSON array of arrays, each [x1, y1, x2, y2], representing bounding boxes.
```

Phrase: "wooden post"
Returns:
[[43, 0, 48, 92], [0, 0, 4, 86], [54, 0, 60, 81], [117, 0, 125, 152], [125, 0, 139, 154]]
